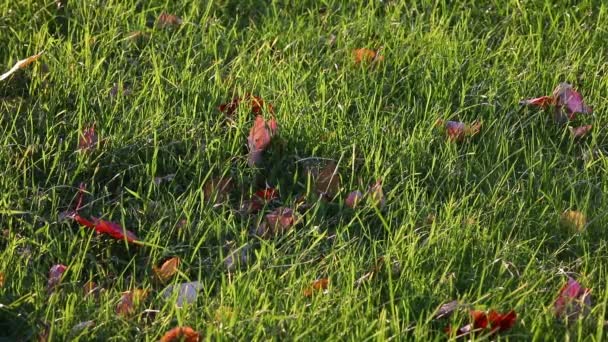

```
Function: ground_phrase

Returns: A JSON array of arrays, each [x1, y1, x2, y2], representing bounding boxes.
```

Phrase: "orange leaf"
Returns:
[[0, 51, 44, 81], [353, 48, 384, 64], [303, 278, 329, 297], [0, 272, 4, 288], [153, 257, 181, 282], [160, 326, 200, 342]]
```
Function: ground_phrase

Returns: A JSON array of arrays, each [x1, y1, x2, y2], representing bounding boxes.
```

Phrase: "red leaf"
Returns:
[[554, 277, 592, 320], [345, 190, 363, 208], [439, 120, 482, 142], [78, 124, 98, 152], [488, 310, 517, 332], [255, 187, 279, 201], [447, 309, 516, 337], [257, 207, 297, 238], [519, 95, 554, 108], [48, 264, 67, 292], [160, 326, 200, 342], [247, 115, 278, 166], [569, 125, 592, 139], [91, 218, 139, 243], [553, 83, 592, 120]]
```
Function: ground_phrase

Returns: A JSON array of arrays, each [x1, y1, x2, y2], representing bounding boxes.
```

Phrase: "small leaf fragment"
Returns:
[[116, 289, 148, 317], [353, 48, 384, 64], [0, 51, 44, 81], [434, 300, 460, 320], [78, 124, 98, 152], [345, 190, 363, 209], [315, 161, 340, 199], [157, 13, 182, 28], [569, 125, 592, 139], [369, 179, 385, 208], [202, 177, 233, 203]]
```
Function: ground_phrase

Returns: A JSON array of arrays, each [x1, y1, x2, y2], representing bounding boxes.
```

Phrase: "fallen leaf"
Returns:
[[560, 210, 587, 232], [315, 161, 340, 199], [157, 12, 182, 28], [353, 48, 384, 64], [247, 115, 278, 167], [83, 281, 100, 298], [447, 309, 516, 337], [519, 95, 554, 108], [37, 322, 50, 342], [153, 257, 181, 283], [116, 289, 148, 317], [260, 207, 297, 237], [369, 179, 385, 208], [345, 190, 363, 209], [161, 281, 204, 307], [255, 187, 279, 201], [437, 119, 481, 142], [434, 300, 460, 320], [77, 124, 98, 152], [553, 83, 592, 122], [219, 94, 274, 117], [569, 125, 592, 139], [303, 278, 329, 297], [160, 326, 200, 342], [554, 277, 592, 321], [202, 177, 233, 203], [71, 214, 139, 243], [0, 51, 44, 81], [0, 272, 4, 287], [47, 264, 67, 292], [70, 320, 95, 336]]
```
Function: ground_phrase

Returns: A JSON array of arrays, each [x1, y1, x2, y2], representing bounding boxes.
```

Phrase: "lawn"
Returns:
[[1, 0, 608, 340]]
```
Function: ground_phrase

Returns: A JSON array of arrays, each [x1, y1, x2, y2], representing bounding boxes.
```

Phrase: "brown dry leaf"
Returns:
[[47, 264, 67, 292], [0, 51, 44, 81], [560, 210, 587, 232], [569, 125, 592, 139], [434, 300, 460, 320], [202, 177, 233, 203], [303, 278, 329, 297], [37, 323, 50, 342], [160, 326, 200, 342], [153, 257, 181, 282], [116, 289, 148, 317], [157, 13, 182, 28], [345, 190, 363, 209], [353, 48, 384, 64], [260, 207, 297, 237], [83, 281, 100, 298], [368, 179, 385, 208], [0, 272, 4, 288], [315, 161, 340, 199]]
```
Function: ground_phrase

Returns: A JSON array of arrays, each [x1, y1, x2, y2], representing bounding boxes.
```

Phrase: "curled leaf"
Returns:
[[554, 277, 592, 321], [0, 51, 44, 81], [160, 327, 200, 342], [345, 190, 363, 209], [303, 278, 329, 297], [70, 213, 139, 244], [153, 257, 181, 282], [569, 125, 592, 139], [157, 13, 182, 28], [47, 264, 67, 292], [519, 95, 554, 108], [353, 48, 384, 64], [560, 210, 587, 232]]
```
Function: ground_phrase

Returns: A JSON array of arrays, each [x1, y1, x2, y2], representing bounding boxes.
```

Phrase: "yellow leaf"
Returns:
[[560, 210, 587, 232]]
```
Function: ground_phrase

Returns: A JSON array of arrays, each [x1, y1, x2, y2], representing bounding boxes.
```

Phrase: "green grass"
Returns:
[[2, 0, 608, 340]]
